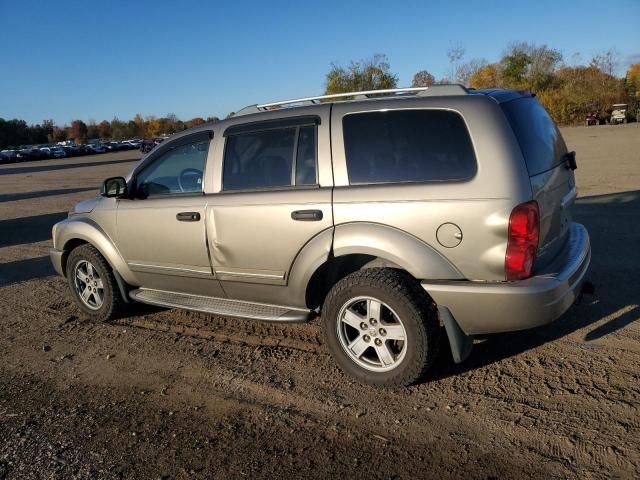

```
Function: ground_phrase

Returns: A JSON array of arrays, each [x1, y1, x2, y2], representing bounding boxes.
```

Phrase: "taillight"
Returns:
[[505, 201, 539, 281]]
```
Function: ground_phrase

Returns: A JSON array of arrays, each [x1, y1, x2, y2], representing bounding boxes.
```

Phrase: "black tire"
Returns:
[[66, 244, 126, 322], [321, 268, 440, 387]]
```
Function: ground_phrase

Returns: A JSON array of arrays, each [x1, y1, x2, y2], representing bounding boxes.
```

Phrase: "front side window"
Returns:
[[343, 110, 477, 184], [223, 125, 317, 191], [135, 139, 209, 198]]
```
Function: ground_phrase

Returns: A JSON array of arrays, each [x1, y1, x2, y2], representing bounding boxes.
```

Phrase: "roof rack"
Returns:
[[234, 84, 468, 116]]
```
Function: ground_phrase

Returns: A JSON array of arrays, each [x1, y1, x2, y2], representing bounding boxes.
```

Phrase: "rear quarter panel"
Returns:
[[331, 95, 532, 281]]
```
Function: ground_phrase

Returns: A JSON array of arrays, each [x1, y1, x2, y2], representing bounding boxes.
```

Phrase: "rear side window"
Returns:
[[343, 110, 476, 184], [501, 97, 568, 176], [223, 125, 317, 191]]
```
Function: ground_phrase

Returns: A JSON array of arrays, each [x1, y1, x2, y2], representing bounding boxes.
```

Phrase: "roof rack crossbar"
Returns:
[[234, 84, 468, 116]]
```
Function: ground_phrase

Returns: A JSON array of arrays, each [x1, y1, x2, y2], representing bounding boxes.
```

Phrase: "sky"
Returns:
[[1, 0, 638, 125]]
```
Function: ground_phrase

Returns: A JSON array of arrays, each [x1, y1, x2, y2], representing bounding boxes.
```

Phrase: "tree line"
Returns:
[[326, 44, 639, 125], [0, 115, 220, 150], [2, 42, 638, 150]]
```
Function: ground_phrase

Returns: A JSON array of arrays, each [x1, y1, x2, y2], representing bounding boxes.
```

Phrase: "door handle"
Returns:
[[291, 209, 323, 221], [176, 212, 201, 222]]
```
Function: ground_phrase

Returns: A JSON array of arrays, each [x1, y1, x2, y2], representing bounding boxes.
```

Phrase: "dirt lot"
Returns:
[[0, 125, 639, 479]]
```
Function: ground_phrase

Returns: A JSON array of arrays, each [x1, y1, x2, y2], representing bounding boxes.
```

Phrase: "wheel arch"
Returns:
[[300, 222, 463, 310], [55, 217, 137, 285]]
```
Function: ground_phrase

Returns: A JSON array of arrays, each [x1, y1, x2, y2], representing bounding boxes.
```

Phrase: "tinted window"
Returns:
[[135, 139, 209, 198], [343, 110, 476, 184], [501, 97, 568, 175], [223, 125, 317, 190]]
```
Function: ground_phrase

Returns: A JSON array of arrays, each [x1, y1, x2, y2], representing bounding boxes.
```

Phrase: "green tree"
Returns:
[[325, 54, 397, 95], [501, 49, 531, 89], [87, 121, 100, 140], [500, 43, 562, 91], [110, 118, 128, 139]]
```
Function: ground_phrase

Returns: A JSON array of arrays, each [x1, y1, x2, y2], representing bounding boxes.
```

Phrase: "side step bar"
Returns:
[[129, 288, 315, 323]]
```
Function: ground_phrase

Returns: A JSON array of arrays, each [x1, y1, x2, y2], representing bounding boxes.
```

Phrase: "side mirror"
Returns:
[[101, 176, 128, 198]]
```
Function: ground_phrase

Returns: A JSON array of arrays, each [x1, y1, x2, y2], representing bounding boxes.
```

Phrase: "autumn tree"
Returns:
[[325, 54, 398, 94], [411, 70, 435, 87], [133, 113, 146, 137], [50, 127, 68, 143], [469, 64, 501, 88], [69, 120, 88, 143], [536, 65, 624, 124], [98, 120, 111, 139], [185, 117, 206, 129]]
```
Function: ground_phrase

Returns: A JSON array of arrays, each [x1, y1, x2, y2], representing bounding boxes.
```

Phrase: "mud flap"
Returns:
[[438, 306, 473, 364], [113, 270, 131, 304]]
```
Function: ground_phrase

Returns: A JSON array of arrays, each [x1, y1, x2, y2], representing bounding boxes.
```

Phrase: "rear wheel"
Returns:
[[322, 268, 440, 387], [66, 244, 126, 322]]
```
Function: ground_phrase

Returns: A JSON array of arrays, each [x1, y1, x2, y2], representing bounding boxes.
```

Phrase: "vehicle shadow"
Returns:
[[0, 256, 54, 287], [430, 189, 640, 381], [0, 187, 97, 203], [0, 158, 138, 176], [0, 212, 68, 248]]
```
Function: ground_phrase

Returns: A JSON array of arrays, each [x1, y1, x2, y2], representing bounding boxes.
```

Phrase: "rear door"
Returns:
[[205, 109, 334, 304], [501, 97, 576, 269]]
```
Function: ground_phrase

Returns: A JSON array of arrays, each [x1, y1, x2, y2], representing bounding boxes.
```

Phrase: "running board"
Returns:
[[129, 288, 314, 323]]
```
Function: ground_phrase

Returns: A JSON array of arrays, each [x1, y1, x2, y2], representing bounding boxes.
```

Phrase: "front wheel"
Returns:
[[321, 268, 440, 387], [66, 244, 126, 322]]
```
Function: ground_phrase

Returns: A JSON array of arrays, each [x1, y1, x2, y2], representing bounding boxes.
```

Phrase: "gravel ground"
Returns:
[[0, 124, 639, 479]]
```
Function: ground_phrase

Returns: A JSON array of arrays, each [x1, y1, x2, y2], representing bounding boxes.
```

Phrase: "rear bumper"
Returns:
[[422, 222, 591, 335], [49, 248, 65, 277]]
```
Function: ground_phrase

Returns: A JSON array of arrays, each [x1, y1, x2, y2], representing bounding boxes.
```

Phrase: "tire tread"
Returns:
[[322, 268, 439, 387]]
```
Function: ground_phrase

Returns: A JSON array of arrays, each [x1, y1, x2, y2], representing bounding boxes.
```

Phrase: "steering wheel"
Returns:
[[178, 168, 203, 193]]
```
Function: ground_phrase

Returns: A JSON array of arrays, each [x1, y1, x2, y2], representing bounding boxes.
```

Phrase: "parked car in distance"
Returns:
[[49, 85, 591, 387], [40, 146, 66, 158], [140, 137, 165, 153], [0, 149, 19, 163], [86, 143, 107, 154], [119, 140, 141, 150], [16, 146, 45, 161]]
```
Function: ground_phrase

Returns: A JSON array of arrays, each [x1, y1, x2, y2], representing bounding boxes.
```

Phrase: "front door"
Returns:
[[117, 131, 224, 297], [205, 113, 333, 305]]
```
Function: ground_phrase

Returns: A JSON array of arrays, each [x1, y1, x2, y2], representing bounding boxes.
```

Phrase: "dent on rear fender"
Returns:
[[332, 222, 463, 280], [56, 217, 138, 285]]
